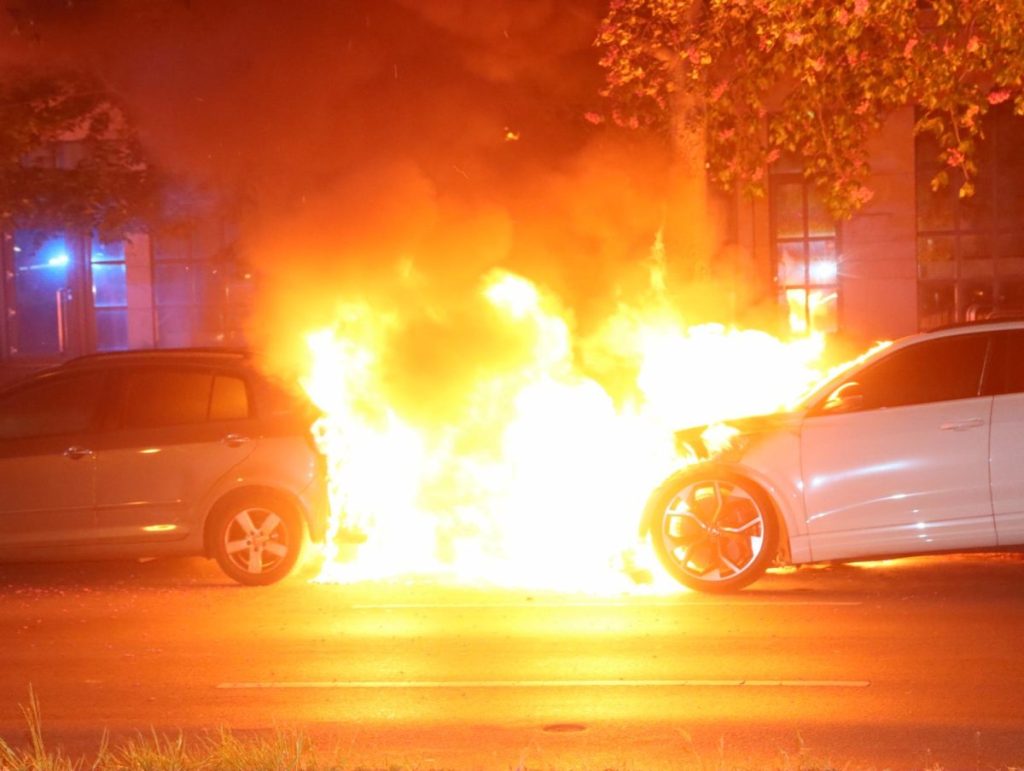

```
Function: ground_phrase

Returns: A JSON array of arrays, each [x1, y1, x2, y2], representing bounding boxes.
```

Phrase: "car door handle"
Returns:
[[939, 418, 986, 431], [63, 446, 94, 460], [222, 433, 250, 448]]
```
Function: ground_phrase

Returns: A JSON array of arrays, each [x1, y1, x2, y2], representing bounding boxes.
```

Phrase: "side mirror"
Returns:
[[823, 381, 864, 414]]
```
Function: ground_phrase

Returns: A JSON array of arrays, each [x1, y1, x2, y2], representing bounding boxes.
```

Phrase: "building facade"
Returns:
[[0, 222, 253, 384], [0, 104, 1020, 383], [742, 103, 1024, 347]]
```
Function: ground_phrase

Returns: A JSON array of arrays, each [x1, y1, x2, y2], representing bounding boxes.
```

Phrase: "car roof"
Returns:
[[58, 347, 253, 371]]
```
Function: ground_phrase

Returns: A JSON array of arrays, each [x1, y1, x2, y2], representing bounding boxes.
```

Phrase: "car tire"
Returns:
[[650, 469, 778, 593], [211, 493, 303, 586]]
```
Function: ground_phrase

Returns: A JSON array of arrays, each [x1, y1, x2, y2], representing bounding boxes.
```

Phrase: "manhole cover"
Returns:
[[542, 723, 587, 733]]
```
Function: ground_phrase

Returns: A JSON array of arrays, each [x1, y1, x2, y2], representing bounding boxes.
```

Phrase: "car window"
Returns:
[[121, 370, 214, 428], [209, 374, 250, 421], [0, 372, 105, 439], [986, 330, 1024, 395], [260, 380, 318, 420], [817, 333, 989, 413]]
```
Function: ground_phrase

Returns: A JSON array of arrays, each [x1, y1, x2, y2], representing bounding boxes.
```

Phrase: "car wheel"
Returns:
[[650, 470, 778, 593], [211, 495, 302, 586]]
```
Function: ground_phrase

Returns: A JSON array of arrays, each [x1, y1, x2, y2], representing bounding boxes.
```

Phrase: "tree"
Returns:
[[595, 0, 1024, 219], [0, 67, 156, 237]]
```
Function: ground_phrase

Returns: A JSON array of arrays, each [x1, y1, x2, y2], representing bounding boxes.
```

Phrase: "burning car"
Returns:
[[642, 319, 1024, 592]]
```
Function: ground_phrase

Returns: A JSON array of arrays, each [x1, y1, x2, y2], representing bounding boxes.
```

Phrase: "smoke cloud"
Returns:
[[3, 0, 733, 413]]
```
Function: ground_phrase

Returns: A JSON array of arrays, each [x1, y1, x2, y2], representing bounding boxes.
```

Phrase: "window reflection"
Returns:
[[916, 104, 1024, 326], [91, 236, 128, 352], [771, 177, 839, 335]]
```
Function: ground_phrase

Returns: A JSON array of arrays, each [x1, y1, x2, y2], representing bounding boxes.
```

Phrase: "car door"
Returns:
[[985, 330, 1024, 545], [0, 370, 106, 546], [800, 333, 996, 562], [90, 365, 258, 543]]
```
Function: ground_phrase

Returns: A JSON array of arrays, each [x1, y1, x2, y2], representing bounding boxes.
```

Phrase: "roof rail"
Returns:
[[60, 347, 252, 366]]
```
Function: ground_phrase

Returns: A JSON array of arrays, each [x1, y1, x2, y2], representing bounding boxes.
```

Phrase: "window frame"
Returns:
[[769, 173, 841, 335], [916, 104, 1024, 328]]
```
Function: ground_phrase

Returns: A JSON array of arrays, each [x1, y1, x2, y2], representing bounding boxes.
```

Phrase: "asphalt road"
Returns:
[[0, 553, 1022, 769]]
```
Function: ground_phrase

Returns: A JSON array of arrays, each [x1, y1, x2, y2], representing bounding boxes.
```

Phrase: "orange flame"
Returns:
[[300, 269, 841, 591]]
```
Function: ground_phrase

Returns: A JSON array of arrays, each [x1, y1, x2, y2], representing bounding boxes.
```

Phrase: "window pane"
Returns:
[[210, 375, 249, 421], [153, 233, 190, 262], [808, 288, 838, 334], [918, 282, 955, 329], [855, 335, 989, 409], [918, 235, 956, 280], [808, 240, 838, 285], [95, 309, 129, 352], [960, 234, 992, 263], [784, 288, 809, 335], [774, 183, 805, 239], [958, 178, 994, 232], [776, 243, 807, 286], [154, 264, 196, 305], [10, 231, 72, 357], [961, 282, 994, 320], [989, 331, 1024, 395], [996, 279, 1024, 311], [91, 263, 127, 308], [916, 179, 956, 232], [0, 372, 104, 438], [996, 145, 1024, 221], [155, 307, 192, 348], [806, 193, 835, 237], [120, 370, 212, 428], [995, 233, 1024, 284], [193, 263, 225, 306], [91, 239, 124, 264]]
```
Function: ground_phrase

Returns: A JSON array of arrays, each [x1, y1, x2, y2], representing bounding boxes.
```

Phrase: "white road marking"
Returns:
[[217, 679, 870, 690], [347, 601, 863, 609]]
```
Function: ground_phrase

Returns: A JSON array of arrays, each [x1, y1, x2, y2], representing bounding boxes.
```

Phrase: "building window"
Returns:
[[90, 237, 129, 351], [770, 175, 839, 335], [151, 224, 252, 348], [916, 104, 1024, 328], [5, 231, 76, 357]]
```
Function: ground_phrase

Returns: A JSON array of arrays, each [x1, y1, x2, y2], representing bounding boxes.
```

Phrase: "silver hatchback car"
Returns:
[[0, 349, 328, 585]]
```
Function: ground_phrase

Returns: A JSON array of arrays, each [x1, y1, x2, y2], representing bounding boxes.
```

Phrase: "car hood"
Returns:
[[674, 411, 802, 462]]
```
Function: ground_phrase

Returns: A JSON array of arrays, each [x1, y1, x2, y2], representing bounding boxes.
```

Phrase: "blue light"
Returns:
[[47, 253, 70, 268]]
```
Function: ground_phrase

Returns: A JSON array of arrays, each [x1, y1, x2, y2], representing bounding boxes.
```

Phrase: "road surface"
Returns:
[[0, 553, 1022, 768]]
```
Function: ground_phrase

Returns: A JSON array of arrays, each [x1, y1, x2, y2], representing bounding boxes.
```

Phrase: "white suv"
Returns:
[[0, 349, 328, 585], [644, 320, 1024, 592]]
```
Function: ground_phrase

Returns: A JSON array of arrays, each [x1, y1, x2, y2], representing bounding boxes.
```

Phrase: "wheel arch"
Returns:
[[640, 462, 793, 564], [202, 485, 306, 557]]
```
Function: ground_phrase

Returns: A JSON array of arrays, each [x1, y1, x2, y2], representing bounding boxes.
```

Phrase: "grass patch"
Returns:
[[0, 689, 1008, 771]]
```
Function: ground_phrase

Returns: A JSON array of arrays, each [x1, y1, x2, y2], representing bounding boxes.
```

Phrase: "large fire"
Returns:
[[299, 269, 836, 592]]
